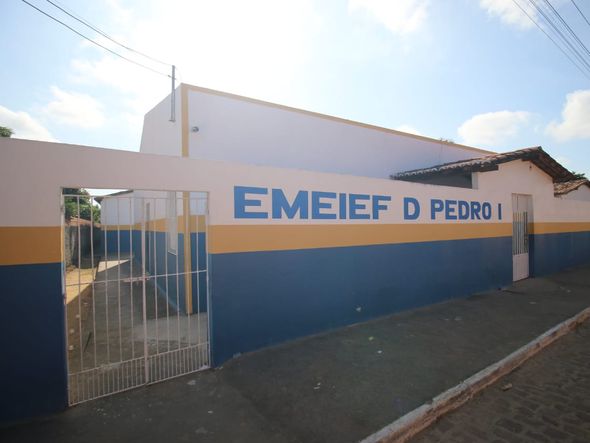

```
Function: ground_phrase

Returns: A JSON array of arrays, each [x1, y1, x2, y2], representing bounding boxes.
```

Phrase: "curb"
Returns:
[[359, 306, 590, 443]]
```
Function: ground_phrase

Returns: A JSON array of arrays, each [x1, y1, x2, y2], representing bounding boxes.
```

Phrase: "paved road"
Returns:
[[411, 322, 590, 443]]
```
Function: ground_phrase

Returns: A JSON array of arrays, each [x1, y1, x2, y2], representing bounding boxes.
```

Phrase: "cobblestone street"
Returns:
[[412, 322, 590, 443]]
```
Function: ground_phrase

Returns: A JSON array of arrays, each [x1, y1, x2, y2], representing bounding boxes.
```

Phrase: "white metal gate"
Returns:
[[62, 190, 209, 405], [512, 194, 532, 281]]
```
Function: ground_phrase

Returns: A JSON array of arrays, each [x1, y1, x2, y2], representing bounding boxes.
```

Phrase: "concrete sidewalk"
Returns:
[[2, 264, 590, 443]]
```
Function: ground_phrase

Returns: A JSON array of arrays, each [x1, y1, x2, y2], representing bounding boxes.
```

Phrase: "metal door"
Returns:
[[512, 194, 532, 281], [62, 190, 209, 405]]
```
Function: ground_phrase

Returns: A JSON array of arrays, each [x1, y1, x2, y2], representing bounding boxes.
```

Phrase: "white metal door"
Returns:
[[512, 194, 532, 281], [62, 190, 210, 405]]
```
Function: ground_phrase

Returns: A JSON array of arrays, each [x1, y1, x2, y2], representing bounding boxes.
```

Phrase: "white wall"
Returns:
[[559, 185, 590, 202], [474, 160, 590, 223], [474, 160, 555, 197], [2, 138, 589, 231], [140, 85, 493, 179], [140, 87, 182, 156]]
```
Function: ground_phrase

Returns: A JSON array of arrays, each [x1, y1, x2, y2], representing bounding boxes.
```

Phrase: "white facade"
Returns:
[[140, 84, 493, 179], [140, 88, 182, 157], [559, 185, 590, 202], [2, 138, 589, 241]]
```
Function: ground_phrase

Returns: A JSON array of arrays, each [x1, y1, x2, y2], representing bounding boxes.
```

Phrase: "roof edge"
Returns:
[[179, 83, 495, 156], [393, 146, 576, 184], [554, 179, 590, 196]]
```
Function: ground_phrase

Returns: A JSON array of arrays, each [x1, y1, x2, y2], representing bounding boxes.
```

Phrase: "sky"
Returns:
[[1, 0, 589, 175]]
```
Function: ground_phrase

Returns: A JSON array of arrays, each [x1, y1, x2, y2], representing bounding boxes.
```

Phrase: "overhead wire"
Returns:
[[44, 0, 172, 66], [526, 0, 590, 72], [571, 0, 590, 28], [511, 0, 590, 79], [540, 0, 590, 58], [20, 0, 172, 79]]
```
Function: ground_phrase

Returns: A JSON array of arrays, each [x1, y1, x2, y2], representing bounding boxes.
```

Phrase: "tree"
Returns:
[[571, 171, 587, 180], [63, 188, 101, 223], [0, 126, 13, 137]]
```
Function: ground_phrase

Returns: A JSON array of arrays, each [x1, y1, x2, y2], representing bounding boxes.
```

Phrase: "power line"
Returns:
[[21, 0, 171, 78], [45, 0, 171, 67], [540, 0, 590, 58], [571, 0, 590, 28], [511, 0, 590, 79], [527, 0, 590, 72]]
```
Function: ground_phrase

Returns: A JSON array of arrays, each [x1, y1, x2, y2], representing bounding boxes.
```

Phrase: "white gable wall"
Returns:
[[559, 185, 590, 202], [473, 160, 590, 223], [474, 160, 555, 198], [473, 160, 553, 223], [140, 87, 182, 156], [140, 85, 493, 179]]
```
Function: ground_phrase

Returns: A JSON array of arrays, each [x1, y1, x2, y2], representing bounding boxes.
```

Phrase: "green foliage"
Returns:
[[63, 188, 101, 223], [0, 126, 13, 137], [571, 171, 587, 179]]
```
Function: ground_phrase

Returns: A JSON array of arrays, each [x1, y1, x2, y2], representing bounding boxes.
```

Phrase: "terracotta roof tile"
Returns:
[[392, 147, 576, 183], [554, 179, 590, 196]]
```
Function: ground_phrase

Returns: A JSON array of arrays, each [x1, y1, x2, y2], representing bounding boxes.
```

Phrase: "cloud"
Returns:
[[458, 110, 531, 147], [348, 0, 428, 35], [395, 124, 422, 136], [479, 0, 535, 30], [546, 89, 590, 142], [70, 0, 320, 122], [0, 105, 57, 142], [42, 86, 105, 129]]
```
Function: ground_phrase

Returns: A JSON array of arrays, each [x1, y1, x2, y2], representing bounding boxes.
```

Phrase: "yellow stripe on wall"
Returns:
[[2, 221, 588, 264], [533, 222, 590, 235], [0, 227, 62, 265], [209, 223, 513, 254]]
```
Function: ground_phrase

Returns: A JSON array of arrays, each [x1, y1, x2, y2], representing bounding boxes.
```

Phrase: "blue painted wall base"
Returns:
[[210, 236, 513, 365], [532, 231, 590, 276], [0, 263, 67, 424], [3, 228, 590, 424]]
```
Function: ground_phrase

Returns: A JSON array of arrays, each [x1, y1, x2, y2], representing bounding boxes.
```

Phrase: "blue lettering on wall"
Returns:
[[312, 191, 337, 220], [272, 189, 308, 219], [403, 197, 420, 220], [431, 199, 444, 220], [482, 202, 492, 220], [349, 194, 371, 220], [339, 193, 347, 219], [372, 195, 391, 220], [429, 198, 499, 221], [458, 201, 470, 220], [234, 186, 500, 222], [234, 186, 394, 220], [445, 200, 458, 220], [471, 201, 482, 220], [234, 186, 268, 219]]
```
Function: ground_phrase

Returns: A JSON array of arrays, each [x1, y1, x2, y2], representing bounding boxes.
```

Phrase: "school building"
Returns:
[[1, 84, 589, 423]]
